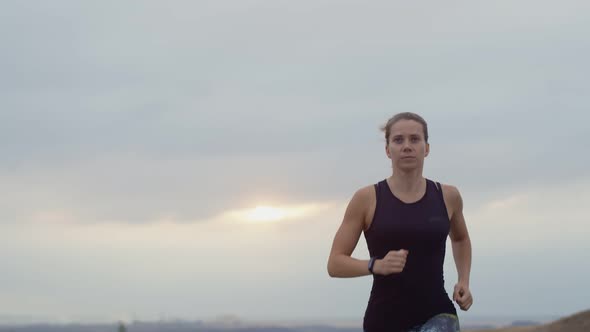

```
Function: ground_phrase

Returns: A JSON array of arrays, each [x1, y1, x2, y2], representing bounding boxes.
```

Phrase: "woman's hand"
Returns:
[[453, 282, 473, 311], [373, 249, 408, 275]]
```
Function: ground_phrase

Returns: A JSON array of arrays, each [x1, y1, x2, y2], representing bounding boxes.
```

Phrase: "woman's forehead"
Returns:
[[391, 120, 424, 135]]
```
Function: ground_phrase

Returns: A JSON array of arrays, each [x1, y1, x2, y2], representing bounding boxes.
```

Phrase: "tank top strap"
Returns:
[[431, 179, 450, 220], [374, 182, 379, 200], [428, 178, 440, 195], [377, 179, 389, 198], [373, 180, 385, 209]]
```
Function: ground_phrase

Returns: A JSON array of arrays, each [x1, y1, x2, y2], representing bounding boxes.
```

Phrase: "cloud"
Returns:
[[2, 0, 590, 164], [463, 176, 590, 252], [0, 138, 386, 225]]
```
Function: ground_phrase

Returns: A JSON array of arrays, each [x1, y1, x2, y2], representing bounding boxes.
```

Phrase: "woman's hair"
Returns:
[[380, 112, 429, 144]]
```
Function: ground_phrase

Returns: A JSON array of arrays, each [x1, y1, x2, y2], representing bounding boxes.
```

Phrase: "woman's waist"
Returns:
[[369, 276, 448, 301], [365, 287, 455, 319]]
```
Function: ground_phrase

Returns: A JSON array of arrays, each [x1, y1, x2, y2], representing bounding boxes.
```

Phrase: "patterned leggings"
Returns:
[[406, 313, 460, 332]]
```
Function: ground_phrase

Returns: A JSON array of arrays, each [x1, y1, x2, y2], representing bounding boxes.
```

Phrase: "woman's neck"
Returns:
[[388, 170, 425, 193]]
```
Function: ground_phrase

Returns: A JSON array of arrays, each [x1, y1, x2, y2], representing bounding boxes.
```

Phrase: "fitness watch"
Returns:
[[368, 256, 377, 274]]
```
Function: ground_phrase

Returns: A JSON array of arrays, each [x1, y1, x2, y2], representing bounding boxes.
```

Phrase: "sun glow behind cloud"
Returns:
[[224, 203, 331, 224], [243, 206, 287, 222]]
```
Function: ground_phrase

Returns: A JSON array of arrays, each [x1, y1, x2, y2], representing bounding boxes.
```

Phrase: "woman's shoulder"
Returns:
[[348, 180, 383, 210], [432, 180, 463, 207], [352, 183, 379, 201]]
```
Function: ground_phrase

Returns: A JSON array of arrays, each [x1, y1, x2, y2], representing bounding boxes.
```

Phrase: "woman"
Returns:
[[327, 112, 473, 332]]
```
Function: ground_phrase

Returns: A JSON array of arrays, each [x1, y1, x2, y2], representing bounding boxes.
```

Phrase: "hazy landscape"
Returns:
[[0, 309, 587, 332], [3, 2, 589, 332]]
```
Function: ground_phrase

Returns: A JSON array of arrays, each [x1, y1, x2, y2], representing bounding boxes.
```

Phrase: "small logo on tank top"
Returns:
[[427, 216, 446, 223]]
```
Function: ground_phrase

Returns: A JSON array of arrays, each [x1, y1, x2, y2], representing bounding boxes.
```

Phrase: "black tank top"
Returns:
[[363, 178, 457, 332]]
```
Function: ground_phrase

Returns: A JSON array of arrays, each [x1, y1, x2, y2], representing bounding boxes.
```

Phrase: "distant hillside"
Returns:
[[1, 309, 588, 332], [0, 321, 361, 332], [470, 309, 590, 332]]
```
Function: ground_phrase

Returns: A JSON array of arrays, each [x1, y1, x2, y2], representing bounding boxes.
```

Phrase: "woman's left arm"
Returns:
[[446, 185, 473, 311]]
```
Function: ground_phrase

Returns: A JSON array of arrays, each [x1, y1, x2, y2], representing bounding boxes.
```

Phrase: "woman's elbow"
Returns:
[[327, 256, 338, 277]]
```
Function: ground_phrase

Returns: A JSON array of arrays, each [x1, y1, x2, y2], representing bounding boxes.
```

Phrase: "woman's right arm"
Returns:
[[326, 186, 374, 278]]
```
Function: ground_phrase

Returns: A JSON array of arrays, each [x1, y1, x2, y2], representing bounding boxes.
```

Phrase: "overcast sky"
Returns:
[[1, 0, 589, 326]]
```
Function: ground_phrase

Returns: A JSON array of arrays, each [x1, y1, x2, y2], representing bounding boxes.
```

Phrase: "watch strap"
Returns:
[[368, 256, 377, 274]]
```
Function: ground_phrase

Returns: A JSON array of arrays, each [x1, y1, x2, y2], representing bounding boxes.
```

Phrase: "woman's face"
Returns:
[[386, 119, 429, 171]]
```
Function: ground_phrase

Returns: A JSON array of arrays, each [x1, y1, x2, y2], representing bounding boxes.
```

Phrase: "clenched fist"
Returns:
[[373, 249, 409, 275], [453, 282, 473, 311]]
